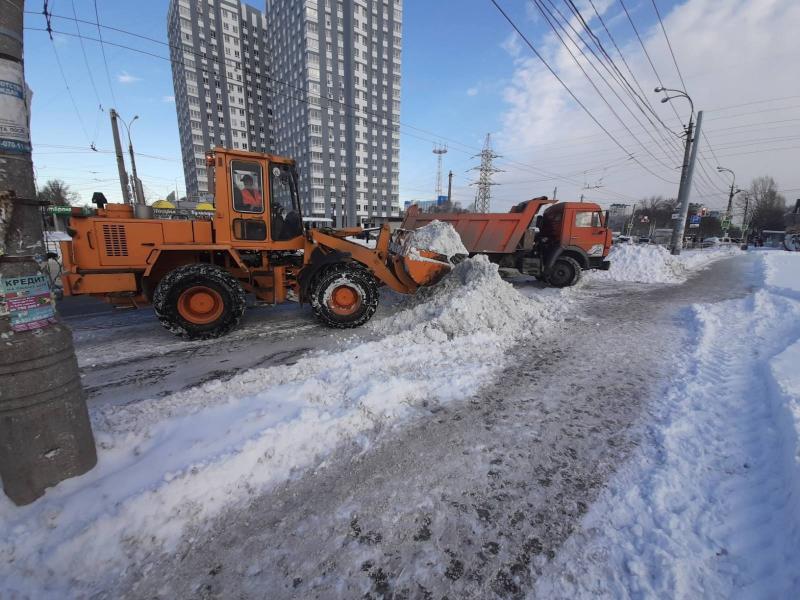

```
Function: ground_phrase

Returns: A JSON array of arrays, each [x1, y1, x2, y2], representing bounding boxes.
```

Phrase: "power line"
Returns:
[[539, 0, 684, 173], [49, 37, 93, 145], [92, 0, 118, 108], [24, 21, 610, 195], [71, 0, 103, 145], [488, 0, 678, 185], [586, 0, 680, 138], [651, 0, 688, 93]]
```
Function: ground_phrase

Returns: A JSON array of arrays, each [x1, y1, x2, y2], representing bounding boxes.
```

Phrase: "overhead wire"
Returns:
[[24, 18, 610, 195], [71, 0, 104, 146], [92, 0, 119, 108], [48, 33, 93, 145], [539, 0, 684, 173], [488, 0, 679, 185]]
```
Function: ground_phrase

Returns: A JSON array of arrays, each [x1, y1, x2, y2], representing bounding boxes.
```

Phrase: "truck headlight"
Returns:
[[588, 244, 603, 256]]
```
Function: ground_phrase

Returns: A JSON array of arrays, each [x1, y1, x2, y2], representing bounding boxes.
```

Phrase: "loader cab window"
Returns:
[[231, 161, 264, 214], [269, 163, 303, 241]]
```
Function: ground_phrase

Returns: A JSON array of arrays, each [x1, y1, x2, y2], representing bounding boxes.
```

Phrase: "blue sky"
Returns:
[[23, 0, 800, 211]]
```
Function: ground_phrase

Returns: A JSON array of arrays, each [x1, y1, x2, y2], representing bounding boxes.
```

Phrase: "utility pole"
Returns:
[[669, 111, 703, 255], [109, 109, 131, 204], [447, 170, 453, 204], [128, 137, 142, 205], [0, 0, 96, 505], [741, 194, 750, 248], [716, 166, 739, 238]]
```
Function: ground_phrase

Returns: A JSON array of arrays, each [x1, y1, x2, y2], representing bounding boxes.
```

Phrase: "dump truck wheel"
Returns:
[[546, 256, 581, 288], [309, 263, 378, 328], [153, 264, 246, 339]]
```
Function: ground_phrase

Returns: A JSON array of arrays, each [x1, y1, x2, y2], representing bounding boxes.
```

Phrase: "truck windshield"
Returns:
[[269, 163, 303, 240]]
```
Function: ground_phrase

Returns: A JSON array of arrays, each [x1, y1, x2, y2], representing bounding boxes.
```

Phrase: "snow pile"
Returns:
[[765, 250, 800, 300], [377, 254, 552, 340], [0, 257, 566, 597], [403, 220, 468, 258], [536, 252, 800, 598], [589, 243, 741, 284]]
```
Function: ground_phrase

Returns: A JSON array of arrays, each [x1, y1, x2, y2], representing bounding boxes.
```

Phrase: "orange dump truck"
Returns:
[[403, 197, 612, 286], [58, 147, 452, 339]]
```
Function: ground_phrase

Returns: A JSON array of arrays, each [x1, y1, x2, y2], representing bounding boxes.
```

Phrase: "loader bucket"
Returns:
[[401, 249, 452, 286]]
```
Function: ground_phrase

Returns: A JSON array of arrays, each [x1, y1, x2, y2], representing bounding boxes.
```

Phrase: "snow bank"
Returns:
[[0, 255, 567, 597], [765, 250, 800, 299], [402, 219, 468, 258], [589, 243, 741, 284], [536, 253, 800, 598]]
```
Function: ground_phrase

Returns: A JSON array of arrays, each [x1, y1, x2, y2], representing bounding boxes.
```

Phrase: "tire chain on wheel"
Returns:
[[153, 263, 246, 339], [309, 262, 378, 328]]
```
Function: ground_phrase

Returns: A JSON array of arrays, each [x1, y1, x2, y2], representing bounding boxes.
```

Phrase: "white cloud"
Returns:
[[162, 95, 175, 103], [117, 71, 141, 84], [466, 87, 479, 97], [500, 31, 522, 58], [493, 0, 800, 211]]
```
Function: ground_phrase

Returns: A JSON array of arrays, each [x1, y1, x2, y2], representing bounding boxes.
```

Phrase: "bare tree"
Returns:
[[36, 179, 77, 206], [738, 176, 786, 232]]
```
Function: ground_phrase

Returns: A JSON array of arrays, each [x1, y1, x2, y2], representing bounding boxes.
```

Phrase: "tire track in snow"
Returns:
[[535, 279, 800, 598]]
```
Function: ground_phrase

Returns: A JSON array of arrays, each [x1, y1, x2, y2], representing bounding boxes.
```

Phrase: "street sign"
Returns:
[[671, 213, 680, 219], [689, 215, 701, 225], [689, 223, 700, 228]]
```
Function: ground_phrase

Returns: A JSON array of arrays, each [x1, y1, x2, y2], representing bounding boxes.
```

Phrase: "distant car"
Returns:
[[615, 235, 634, 244], [700, 236, 720, 248], [637, 236, 651, 244]]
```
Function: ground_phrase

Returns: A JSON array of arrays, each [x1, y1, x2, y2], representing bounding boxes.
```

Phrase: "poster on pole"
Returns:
[[0, 60, 31, 154], [0, 274, 56, 331]]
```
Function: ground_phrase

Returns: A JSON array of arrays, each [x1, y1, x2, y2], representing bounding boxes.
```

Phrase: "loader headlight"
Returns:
[[588, 244, 603, 256]]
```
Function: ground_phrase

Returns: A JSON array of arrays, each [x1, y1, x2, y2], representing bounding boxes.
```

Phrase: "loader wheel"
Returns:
[[546, 256, 582, 288], [309, 263, 378, 328], [153, 264, 246, 339]]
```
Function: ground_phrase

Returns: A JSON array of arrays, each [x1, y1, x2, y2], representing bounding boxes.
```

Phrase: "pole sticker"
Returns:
[[0, 60, 32, 154], [0, 274, 56, 331]]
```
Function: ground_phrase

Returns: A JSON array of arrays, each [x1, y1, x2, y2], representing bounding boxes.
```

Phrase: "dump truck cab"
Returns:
[[537, 201, 612, 272], [402, 197, 611, 287], [59, 147, 453, 339]]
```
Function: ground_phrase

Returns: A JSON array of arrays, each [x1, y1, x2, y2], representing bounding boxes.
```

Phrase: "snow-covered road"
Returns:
[[2, 248, 798, 600]]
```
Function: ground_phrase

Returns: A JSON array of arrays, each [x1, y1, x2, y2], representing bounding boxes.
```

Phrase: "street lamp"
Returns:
[[656, 86, 700, 255], [655, 86, 694, 117], [119, 114, 142, 205]]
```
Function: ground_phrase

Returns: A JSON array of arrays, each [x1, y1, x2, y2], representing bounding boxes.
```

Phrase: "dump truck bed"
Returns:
[[402, 197, 551, 254]]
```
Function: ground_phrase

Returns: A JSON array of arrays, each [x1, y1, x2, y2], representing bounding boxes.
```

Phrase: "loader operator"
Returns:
[[239, 174, 263, 210]]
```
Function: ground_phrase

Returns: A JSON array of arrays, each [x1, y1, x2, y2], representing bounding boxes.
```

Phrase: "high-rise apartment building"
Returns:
[[167, 0, 272, 200], [266, 0, 402, 225]]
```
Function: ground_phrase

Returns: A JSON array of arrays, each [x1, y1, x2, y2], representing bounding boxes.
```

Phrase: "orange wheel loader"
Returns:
[[58, 147, 451, 339]]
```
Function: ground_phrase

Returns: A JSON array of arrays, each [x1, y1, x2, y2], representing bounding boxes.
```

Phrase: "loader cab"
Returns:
[[211, 148, 304, 250]]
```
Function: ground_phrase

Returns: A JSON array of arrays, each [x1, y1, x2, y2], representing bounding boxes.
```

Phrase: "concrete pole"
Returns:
[[447, 170, 453, 204], [109, 109, 131, 204], [128, 139, 142, 205], [723, 181, 736, 237], [0, 0, 96, 505], [670, 111, 703, 255]]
